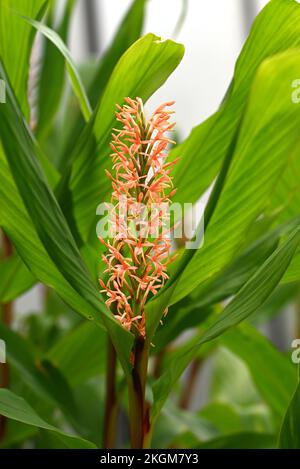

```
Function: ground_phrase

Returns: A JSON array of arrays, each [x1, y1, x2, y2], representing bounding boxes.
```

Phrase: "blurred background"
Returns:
[[14, 0, 298, 410]]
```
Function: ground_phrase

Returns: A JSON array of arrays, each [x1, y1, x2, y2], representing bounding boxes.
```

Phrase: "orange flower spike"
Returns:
[[99, 97, 178, 337]]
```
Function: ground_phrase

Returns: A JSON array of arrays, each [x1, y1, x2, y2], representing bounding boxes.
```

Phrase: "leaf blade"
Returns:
[[151, 224, 300, 421], [0, 389, 96, 449]]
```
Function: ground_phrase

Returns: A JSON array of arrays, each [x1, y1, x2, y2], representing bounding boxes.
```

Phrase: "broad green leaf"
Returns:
[[36, 0, 76, 138], [283, 250, 300, 283], [199, 403, 245, 435], [167, 48, 300, 306], [171, 0, 300, 206], [188, 230, 279, 307], [250, 282, 299, 325], [279, 370, 300, 448], [151, 224, 300, 421], [0, 144, 100, 327], [48, 321, 106, 386], [189, 216, 300, 313], [153, 302, 212, 353], [0, 322, 77, 416], [60, 33, 184, 243], [69, 383, 104, 447], [267, 113, 300, 282], [211, 347, 265, 409], [0, 61, 133, 376], [146, 49, 300, 337], [0, 0, 48, 118], [270, 147, 300, 225], [184, 218, 283, 310], [220, 324, 297, 416], [199, 399, 273, 437], [0, 420, 37, 449], [24, 16, 92, 122], [196, 227, 300, 345], [280, 180, 300, 281], [152, 402, 219, 449], [0, 389, 96, 449], [156, 329, 215, 378], [0, 254, 35, 302]]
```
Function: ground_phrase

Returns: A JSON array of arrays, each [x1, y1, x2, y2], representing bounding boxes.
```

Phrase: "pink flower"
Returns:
[[99, 97, 178, 336]]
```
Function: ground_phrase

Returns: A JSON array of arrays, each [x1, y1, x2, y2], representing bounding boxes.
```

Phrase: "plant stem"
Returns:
[[103, 338, 118, 449], [152, 350, 165, 379], [179, 358, 202, 410], [0, 356, 9, 441], [0, 231, 13, 441], [128, 336, 151, 449]]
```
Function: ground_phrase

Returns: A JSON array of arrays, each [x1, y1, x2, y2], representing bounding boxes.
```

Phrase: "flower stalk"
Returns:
[[99, 97, 177, 448], [127, 336, 150, 448]]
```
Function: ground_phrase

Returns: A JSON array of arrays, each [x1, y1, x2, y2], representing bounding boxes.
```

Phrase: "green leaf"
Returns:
[[171, 0, 300, 207], [197, 227, 300, 345], [184, 218, 284, 310], [167, 48, 300, 306], [0, 389, 96, 449], [0, 322, 76, 416], [250, 282, 299, 325], [189, 215, 300, 310], [211, 347, 265, 408], [151, 224, 300, 421], [199, 402, 243, 435], [147, 48, 300, 338], [283, 250, 300, 283], [48, 321, 106, 386], [269, 148, 300, 225], [0, 143, 99, 327], [279, 371, 300, 448], [152, 402, 219, 449], [0, 61, 133, 376], [220, 324, 297, 416], [36, 0, 76, 138], [153, 303, 212, 353], [0, 0, 48, 118], [61, 33, 184, 242], [23, 16, 92, 122], [0, 420, 37, 449], [0, 254, 36, 302]]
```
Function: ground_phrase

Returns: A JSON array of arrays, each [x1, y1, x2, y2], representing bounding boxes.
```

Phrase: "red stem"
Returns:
[[179, 359, 202, 410], [128, 336, 151, 449]]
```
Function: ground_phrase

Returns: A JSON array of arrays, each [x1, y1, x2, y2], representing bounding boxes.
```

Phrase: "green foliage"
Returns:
[[279, 368, 300, 448], [0, 0, 48, 117], [0, 389, 96, 448], [1, 0, 300, 450], [25, 16, 92, 122]]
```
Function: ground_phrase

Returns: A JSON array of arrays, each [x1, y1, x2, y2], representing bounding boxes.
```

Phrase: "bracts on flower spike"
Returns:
[[99, 97, 178, 337]]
